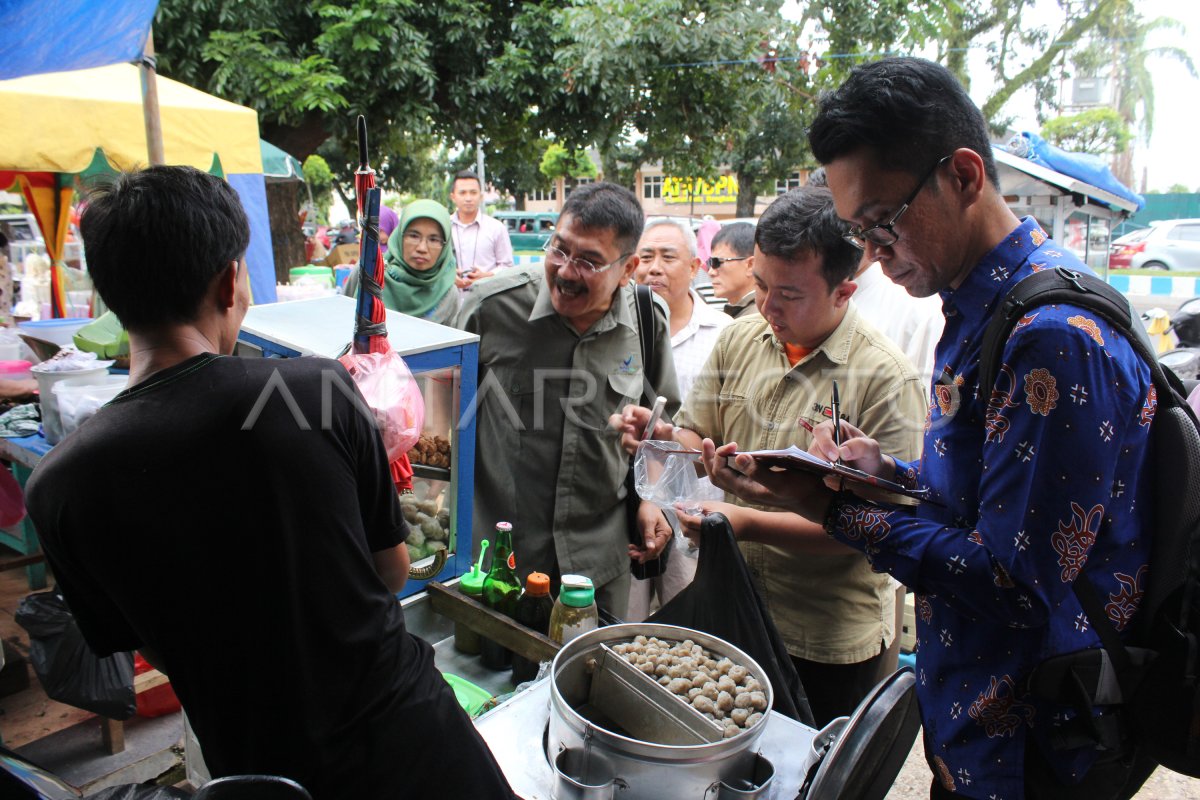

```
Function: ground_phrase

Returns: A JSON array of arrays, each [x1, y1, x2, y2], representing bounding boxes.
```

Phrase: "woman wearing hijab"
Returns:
[[344, 200, 459, 325]]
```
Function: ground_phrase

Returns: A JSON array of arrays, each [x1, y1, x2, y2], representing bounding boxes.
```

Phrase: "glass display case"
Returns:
[[236, 295, 478, 598]]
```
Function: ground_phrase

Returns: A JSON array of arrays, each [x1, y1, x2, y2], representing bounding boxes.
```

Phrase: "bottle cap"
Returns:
[[460, 539, 489, 596], [525, 572, 550, 596], [495, 521, 513, 533], [559, 574, 595, 608]]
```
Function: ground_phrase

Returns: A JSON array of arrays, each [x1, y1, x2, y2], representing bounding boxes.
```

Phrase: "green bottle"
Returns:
[[481, 521, 521, 670]]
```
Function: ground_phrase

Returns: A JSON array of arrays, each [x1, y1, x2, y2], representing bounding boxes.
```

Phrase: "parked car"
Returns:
[[494, 211, 558, 251], [1109, 219, 1200, 271]]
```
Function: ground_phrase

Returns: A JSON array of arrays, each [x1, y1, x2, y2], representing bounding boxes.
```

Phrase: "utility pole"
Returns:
[[476, 131, 486, 194], [140, 28, 165, 165]]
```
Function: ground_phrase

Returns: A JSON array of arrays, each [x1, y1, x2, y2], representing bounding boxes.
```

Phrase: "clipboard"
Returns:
[[637, 440, 935, 507], [738, 445, 933, 507]]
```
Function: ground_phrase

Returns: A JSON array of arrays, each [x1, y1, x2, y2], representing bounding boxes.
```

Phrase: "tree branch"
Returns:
[[981, 0, 1119, 124]]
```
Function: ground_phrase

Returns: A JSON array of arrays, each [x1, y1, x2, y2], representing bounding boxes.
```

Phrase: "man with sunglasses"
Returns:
[[701, 58, 1156, 800], [459, 182, 680, 616], [707, 222, 758, 319]]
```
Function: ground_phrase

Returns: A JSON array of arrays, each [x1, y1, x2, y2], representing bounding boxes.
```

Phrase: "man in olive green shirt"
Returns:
[[616, 187, 925, 724], [459, 183, 680, 617]]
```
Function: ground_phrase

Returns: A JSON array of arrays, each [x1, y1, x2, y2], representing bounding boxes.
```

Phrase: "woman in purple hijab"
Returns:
[[378, 205, 400, 254]]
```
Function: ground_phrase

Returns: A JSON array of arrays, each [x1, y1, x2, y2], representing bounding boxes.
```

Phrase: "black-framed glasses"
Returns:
[[707, 255, 751, 271], [844, 155, 952, 249], [402, 231, 446, 250], [543, 240, 630, 273]]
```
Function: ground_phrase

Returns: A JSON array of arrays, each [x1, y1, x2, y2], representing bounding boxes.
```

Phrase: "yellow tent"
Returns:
[[0, 63, 276, 309]]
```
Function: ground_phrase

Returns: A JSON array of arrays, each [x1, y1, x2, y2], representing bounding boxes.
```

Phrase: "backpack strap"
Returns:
[[633, 284, 657, 406], [979, 266, 1165, 396]]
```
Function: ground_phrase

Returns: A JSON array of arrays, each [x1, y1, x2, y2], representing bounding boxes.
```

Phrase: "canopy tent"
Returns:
[[0, 63, 278, 313], [0, 0, 157, 81], [261, 140, 304, 182]]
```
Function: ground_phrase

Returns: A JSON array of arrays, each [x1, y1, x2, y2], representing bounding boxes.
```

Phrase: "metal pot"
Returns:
[[547, 623, 776, 800]]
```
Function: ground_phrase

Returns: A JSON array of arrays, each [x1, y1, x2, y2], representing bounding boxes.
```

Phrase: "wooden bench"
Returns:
[[99, 666, 172, 754]]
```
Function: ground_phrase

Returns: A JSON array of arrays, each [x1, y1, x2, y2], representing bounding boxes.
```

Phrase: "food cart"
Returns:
[[230, 297, 922, 798]]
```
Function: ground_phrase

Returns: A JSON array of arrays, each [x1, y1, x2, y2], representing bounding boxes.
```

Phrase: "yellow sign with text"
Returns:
[[662, 174, 739, 205]]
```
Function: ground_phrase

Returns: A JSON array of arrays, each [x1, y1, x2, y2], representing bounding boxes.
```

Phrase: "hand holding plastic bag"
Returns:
[[338, 349, 425, 461], [634, 439, 723, 514]]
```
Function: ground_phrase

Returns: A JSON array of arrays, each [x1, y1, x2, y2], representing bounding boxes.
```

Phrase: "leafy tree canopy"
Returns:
[[1041, 107, 1131, 155]]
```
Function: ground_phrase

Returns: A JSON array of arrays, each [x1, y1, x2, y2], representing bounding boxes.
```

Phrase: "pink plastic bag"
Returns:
[[338, 350, 425, 462]]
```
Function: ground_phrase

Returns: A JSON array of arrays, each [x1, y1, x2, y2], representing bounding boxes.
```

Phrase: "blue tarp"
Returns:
[[227, 173, 278, 304], [1011, 131, 1145, 212], [0, 0, 158, 80]]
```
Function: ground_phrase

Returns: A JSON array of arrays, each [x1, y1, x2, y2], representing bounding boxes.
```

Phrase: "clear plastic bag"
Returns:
[[339, 350, 425, 461], [634, 439, 724, 515]]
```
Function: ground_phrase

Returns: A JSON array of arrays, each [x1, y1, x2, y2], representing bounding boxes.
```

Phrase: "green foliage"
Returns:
[[155, 0, 550, 196], [201, 30, 348, 125], [1167, 183, 1191, 194], [1041, 108, 1131, 155], [302, 154, 335, 224], [155, 0, 1134, 209], [548, 0, 797, 184], [539, 144, 597, 183]]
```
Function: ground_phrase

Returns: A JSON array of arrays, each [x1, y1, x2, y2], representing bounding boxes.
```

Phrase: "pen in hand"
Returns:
[[831, 381, 842, 465]]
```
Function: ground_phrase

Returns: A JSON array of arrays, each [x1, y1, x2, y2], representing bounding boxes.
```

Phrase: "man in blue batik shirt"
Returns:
[[701, 58, 1158, 800]]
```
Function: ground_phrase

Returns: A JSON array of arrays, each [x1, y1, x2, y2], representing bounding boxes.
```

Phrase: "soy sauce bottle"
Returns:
[[511, 572, 553, 684]]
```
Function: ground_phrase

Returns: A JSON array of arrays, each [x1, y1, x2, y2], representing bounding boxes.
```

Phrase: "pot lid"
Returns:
[[801, 667, 921, 800]]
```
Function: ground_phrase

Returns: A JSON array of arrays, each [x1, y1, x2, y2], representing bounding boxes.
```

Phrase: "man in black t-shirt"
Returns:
[[25, 166, 513, 800]]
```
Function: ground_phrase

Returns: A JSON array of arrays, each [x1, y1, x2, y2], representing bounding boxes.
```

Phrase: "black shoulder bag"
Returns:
[[627, 284, 671, 581]]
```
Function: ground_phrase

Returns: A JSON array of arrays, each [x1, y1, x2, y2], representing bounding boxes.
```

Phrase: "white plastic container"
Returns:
[[33, 363, 111, 444], [53, 374, 128, 439]]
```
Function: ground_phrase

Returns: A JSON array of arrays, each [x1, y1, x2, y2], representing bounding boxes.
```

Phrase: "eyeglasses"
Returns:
[[403, 231, 446, 250], [844, 155, 952, 249], [543, 240, 630, 273], [707, 255, 750, 271]]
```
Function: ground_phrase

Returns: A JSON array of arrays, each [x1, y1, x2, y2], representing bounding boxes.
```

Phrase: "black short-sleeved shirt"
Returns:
[[26, 355, 422, 792]]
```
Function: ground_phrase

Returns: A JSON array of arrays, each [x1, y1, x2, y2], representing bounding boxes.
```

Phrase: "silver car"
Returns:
[[1109, 218, 1200, 271]]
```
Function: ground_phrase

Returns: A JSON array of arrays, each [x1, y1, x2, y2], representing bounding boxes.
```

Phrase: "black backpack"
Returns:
[[978, 266, 1200, 775]]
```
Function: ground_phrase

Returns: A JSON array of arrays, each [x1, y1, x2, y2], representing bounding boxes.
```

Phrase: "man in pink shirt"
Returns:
[[449, 170, 514, 290]]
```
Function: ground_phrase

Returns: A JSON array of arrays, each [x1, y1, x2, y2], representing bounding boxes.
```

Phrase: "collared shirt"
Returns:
[[450, 212, 514, 275], [723, 291, 757, 319], [677, 304, 926, 663], [827, 218, 1153, 799], [459, 267, 681, 591], [670, 288, 732, 402], [853, 261, 945, 395]]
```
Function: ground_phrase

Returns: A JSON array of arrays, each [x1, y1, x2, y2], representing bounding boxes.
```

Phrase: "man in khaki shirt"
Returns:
[[615, 186, 925, 725], [460, 183, 680, 617]]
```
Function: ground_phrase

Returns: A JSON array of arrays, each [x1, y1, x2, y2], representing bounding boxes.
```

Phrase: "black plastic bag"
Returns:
[[649, 514, 815, 726], [14, 590, 135, 720]]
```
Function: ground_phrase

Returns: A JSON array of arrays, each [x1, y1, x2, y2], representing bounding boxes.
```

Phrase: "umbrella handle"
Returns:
[[357, 114, 369, 171]]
